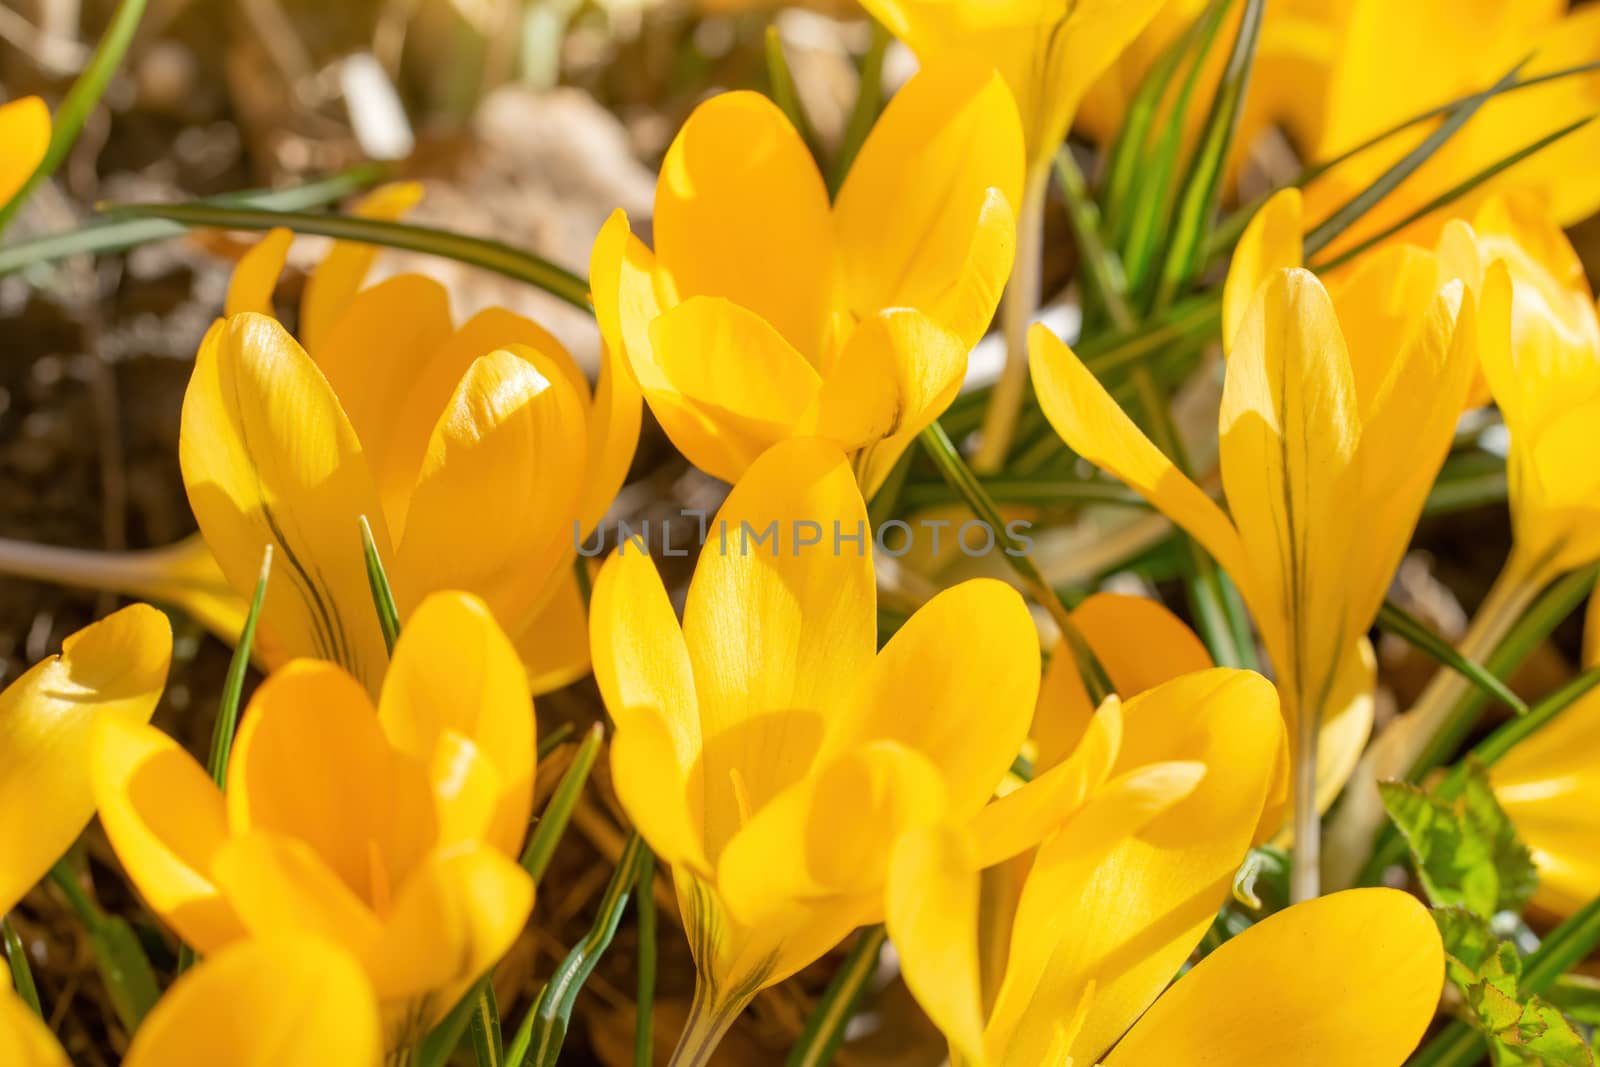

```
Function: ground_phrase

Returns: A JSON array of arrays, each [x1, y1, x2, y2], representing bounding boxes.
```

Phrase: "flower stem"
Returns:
[[1290, 682, 1322, 904], [974, 165, 1049, 473], [668, 981, 758, 1067]]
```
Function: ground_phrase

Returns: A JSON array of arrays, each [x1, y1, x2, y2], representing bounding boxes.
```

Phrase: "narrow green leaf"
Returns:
[[0, 0, 149, 233], [786, 926, 889, 1067], [634, 849, 658, 1067], [47, 860, 159, 1030], [2, 918, 41, 1017], [206, 545, 272, 787], [828, 20, 889, 194], [417, 982, 483, 1067], [98, 202, 591, 310], [918, 422, 1115, 704], [521, 723, 604, 883], [513, 834, 650, 1067], [536, 721, 576, 762], [1151, 0, 1265, 310], [1055, 149, 1136, 332], [1302, 57, 1528, 258], [469, 983, 506, 1067], [359, 515, 401, 655], [1543, 974, 1600, 1027], [0, 165, 384, 277], [1378, 599, 1528, 715], [764, 26, 822, 166]]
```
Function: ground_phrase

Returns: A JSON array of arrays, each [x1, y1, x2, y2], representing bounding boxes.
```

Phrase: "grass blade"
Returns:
[[206, 545, 272, 786], [98, 202, 591, 310], [3, 918, 41, 1016], [521, 724, 604, 883], [1376, 599, 1528, 715], [48, 860, 159, 1030], [0, 165, 384, 276], [634, 849, 657, 1067], [1055, 149, 1135, 332], [359, 515, 401, 654], [764, 26, 822, 165], [828, 20, 889, 194], [512, 834, 651, 1067], [785, 926, 888, 1067], [469, 983, 506, 1067], [0, 0, 148, 234]]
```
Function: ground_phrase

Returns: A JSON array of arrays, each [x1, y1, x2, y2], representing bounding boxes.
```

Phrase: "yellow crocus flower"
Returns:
[[91, 592, 535, 1052], [0, 936, 383, 1066], [1030, 187, 1494, 896], [589, 437, 1210, 1063], [0, 604, 171, 916], [589, 58, 1023, 495], [181, 187, 639, 696], [0, 96, 49, 209]]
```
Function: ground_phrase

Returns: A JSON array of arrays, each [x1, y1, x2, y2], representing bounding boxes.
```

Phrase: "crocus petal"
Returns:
[[227, 661, 437, 906], [681, 439, 876, 859], [310, 273, 456, 532], [300, 181, 424, 353], [1223, 188, 1304, 353], [828, 578, 1038, 820], [1032, 593, 1212, 773], [395, 347, 588, 638], [1491, 685, 1600, 915], [122, 936, 382, 1067], [379, 592, 534, 858], [0, 96, 49, 208], [1221, 267, 1360, 740], [645, 296, 822, 484], [833, 58, 1023, 345], [1104, 889, 1442, 1067], [884, 825, 986, 1067], [224, 229, 294, 318], [990, 668, 1283, 1064], [653, 92, 833, 360], [513, 567, 593, 696], [803, 310, 969, 499], [0, 604, 171, 915], [590, 541, 707, 874], [211, 831, 384, 960], [0, 983, 69, 1067], [716, 741, 946, 927], [180, 314, 394, 694], [1029, 324, 1250, 585], [90, 718, 242, 953]]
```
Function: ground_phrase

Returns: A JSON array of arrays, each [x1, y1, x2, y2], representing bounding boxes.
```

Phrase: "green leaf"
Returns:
[[1545, 974, 1600, 1029], [0, 0, 148, 233], [1056, 148, 1136, 332], [634, 849, 658, 1067], [1378, 760, 1536, 918], [206, 545, 272, 787], [511, 834, 650, 1067], [98, 202, 591, 310], [1378, 599, 1528, 715], [0, 165, 384, 277], [521, 724, 604, 883], [786, 926, 889, 1067], [48, 861, 159, 1030], [1231, 846, 1289, 911], [828, 21, 889, 194], [359, 515, 402, 655], [2, 918, 41, 1017], [469, 982, 505, 1067]]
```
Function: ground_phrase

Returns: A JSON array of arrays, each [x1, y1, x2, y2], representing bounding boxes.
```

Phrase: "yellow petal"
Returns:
[[0, 984, 69, 1067], [1222, 188, 1304, 354], [830, 578, 1038, 820], [577, 331, 643, 540], [228, 661, 437, 905], [300, 181, 424, 353], [716, 741, 946, 927], [681, 439, 877, 859], [0, 96, 50, 208], [211, 831, 384, 960], [1491, 685, 1600, 915], [833, 58, 1023, 345], [1029, 324, 1249, 583], [310, 273, 456, 531], [1032, 593, 1212, 773], [180, 314, 394, 694], [590, 541, 707, 874], [654, 92, 833, 360], [1220, 267, 1360, 743], [0, 605, 172, 915], [803, 310, 969, 499], [588, 212, 675, 461], [394, 346, 588, 637], [379, 592, 534, 858], [513, 567, 592, 696], [1104, 889, 1442, 1067], [884, 825, 986, 1067], [224, 228, 294, 319], [990, 668, 1283, 1064], [90, 717, 242, 953], [645, 296, 821, 484], [123, 936, 382, 1067]]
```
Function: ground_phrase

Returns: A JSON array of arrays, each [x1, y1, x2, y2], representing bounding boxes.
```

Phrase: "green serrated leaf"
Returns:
[[1435, 907, 1500, 977], [1460, 762, 1540, 914], [1486, 995, 1594, 1067], [1379, 777, 1498, 917]]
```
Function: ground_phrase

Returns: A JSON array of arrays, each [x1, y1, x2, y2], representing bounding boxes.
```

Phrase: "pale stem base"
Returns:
[[974, 165, 1050, 473]]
